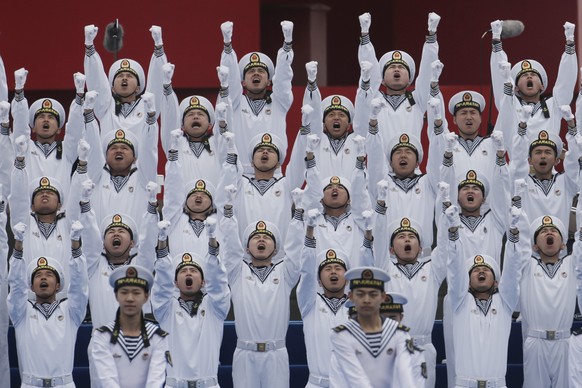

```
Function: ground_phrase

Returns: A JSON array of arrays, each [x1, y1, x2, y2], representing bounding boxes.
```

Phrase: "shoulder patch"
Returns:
[[165, 350, 173, 367], [155, 327, 169, 337], [96, 326, 112, 333], [405, 338, 415, 354], [573, 328, 582, 336], [333, 325, 347, 333], [396, 324, 410, 332]]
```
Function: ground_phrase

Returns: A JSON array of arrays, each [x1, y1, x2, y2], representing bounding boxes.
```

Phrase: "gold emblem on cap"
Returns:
[[521, 60, 532, 70], [42, 99, 53, 109], [392, 51, 402, 60], [399, 134, 409, 143], [121, 59, 130, 69], [539, 130, 549, 140], [261, 133, 272, 143], [256, 221, 267, 231], [250, 53, 260, 63], [39, 177, 50, 187], [190, 97, 200, 106], [474, 255, 484, 264], [462, 92, 472, 102], [126, 267, 137, 278], [112, 214, 123, 223], [182, 253, 193, 263], [331, 96, 341, 105], [542, 216, 553, 225], [115, 129, 126, 139], [37, 257, 48, 266], [195, 180, 206, 190], [326, 249, 336, 260], [330, 176, 341, 185], [362, 269, 374, 280], [467, 170, 477, 180], [400, 218, 411, 228]]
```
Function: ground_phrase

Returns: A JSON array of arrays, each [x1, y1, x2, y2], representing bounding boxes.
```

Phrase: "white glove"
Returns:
[[490, 130, 505, 152], [427, 12, 441, 34], [306, 134, 320, 154], [514, 178, 527, 198], [162, 63, 175, 85], [142, 92, 155, 114], [170, 128, 182, 151], [83, 90, 98, 111], [281, 20, 294, 42], [150, 25, 163, 46], [206, 216, 217, 238], [560, 105, 575, 121], [221, 21, 233, 44], [291, 188, 304, 210], [377, 180, 390, 202], [370, 97, 385, 121], [223, 131, 237, 154], [84, 24, 99, 46], [516, 105, 533, 123], [565, 22, 575, 41], [498, 61, 512, 81], [444, 132, 458, 153], [216, 65, 229, 88], [510, 206, 521, 230], [444, 205, 460, 228], [430, 60, 444, 83], [305, 61, 318, 83], [146, 181, 159, 203], [359, 12, 371, 34], [70, 220, 84, 241], [437, 181, 450, 203], [362, 209, 374, 231], [80, 179, 94, 202], [0, 101, 10, 124], [353, 135, 366, 158], [73, 72, 86, 94], [15, 135, 28, 158], [301, 104, 314, 127], [360, 60, 373, 82], [157, 220, 171, 241], [77, 139, 91, 162], [12, 222, 26, 242], [306, 208, 321, 228], [225, 184, 237, 205], [491, 20, 503, 40], [428, 97, 442, 121], [215, 102, 228, 123], [14, 68, 28, 90]]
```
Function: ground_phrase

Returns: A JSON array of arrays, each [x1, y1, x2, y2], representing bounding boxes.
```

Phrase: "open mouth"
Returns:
[[329, 275, 339, 282], [331, 190, 339, 198], [40, 281, 49, 289], [478, 273, 486, 281], [394, 73, 401, 79], [257, 243, 266, 251], [185, 278, 193, 286], [399, 159, 408, 166], [121, 81, 128, 87], [261, 154, 269, 162], [115, 154, 124, 160], [546, 236, 554, 245], [42, 123, 50, 130], [527, 80, 533, 88], [333, 122, 340, 129], [112, 238, 122, 247], [467, 194, 474, 203], [404, 244, 412, 252]]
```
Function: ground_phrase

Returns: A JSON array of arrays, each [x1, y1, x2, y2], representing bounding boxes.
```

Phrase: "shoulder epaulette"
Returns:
[[155, 327, 169, 337], [572, 328, 582, 336], [397, 324, 410, 332], [333, 325, 347, 333], [96, 325, 112, 333]]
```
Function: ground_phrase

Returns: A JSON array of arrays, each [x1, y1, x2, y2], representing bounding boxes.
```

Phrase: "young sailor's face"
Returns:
[[112, 71, 140, 98], [324, 110, 350, 139], [116, 286, 148, 317]]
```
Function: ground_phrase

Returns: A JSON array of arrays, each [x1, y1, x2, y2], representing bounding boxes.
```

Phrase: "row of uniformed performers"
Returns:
[[0, 11, 581, 388]]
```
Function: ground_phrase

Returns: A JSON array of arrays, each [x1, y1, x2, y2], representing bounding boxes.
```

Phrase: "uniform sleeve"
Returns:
[[552, 43, 577, 107], [431, 211, 448, 284], [83, 109, 105, 185], [9, 158, 30, 228], [215, 152, 241, 213], [272, 46, 294, 114], [283, 215, 304, 290], [489, 153, 511, 232], [499, 226, 529, 313], [219, 44, 242, 110], [136, 203, 160, 274], [145, 46, 168, 121], [80, 201, 103, 278], [489, 41, 509, 111], [365, 126, 389, 201], [393, 332, 418, 387], [0, 202, 7, 284], [161, 151, 185, 230], [575, 232, 582, 312], [0, 53, 6, 102], [303, 83, 323, 136], [356, 236, 374, 268], [493, 86, 518, 159], [10, 93, 30, 143], [0, 126, 13, 199], [297, 234, 317, 317], [302, 157, 323, 214], [373, 201, 390, 272], [151, 248, 174, 329], [509, 125, 530, 184], [446, 227, 467, 311], [67, 248, 89, 326], [350, 159, 372, 231], [89, 331, 122, 388], [219, 208, 244, 284], [84, 46, 114, 121], [413, 34, 440, 112], [160, 84, 180, 154], [145, 334, 169, 387], [357, 33, 381, 93], [205, 244, 231, 320], [7, 251, 27, 326], [330, 331, 374, 388], [137, 117, 159, 187], [63, 98, 84, 166]]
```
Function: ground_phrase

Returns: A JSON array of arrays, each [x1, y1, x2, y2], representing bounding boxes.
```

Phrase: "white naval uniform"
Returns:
[[0, 200, 9, 388], [151, 244, 230, 387], [79, 103, 158, 235], [84, 43, 167, 139], [520, 253, 576, 387], [297, 232, 374, 388], [446, 222, 527, 388], [373, 202, 447, 388], [490, 40, 577, 143], [329, 317, 416, 388], [219, 43, 293, 173], [162, 150, 223, 265], [10, 94, 81, 197], [569, 236, 582, 386], [89, 319, 168, 388], [220, 208, 303, 388], [356, 32, 438, 144], [7, 248, 88, 388]]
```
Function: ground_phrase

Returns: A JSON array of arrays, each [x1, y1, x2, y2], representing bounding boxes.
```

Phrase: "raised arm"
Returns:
[[83, 25, 114, 120], [552, 22, 577, 106], [204, 216, 231, 320], [67, 221, 90, 326], [136, 93, 159, 186], [7, 223, 28, 326], [151, 220, 175, 325], [145, 26, 168, 120], [272, 21, 295, 113], [218, 21, 242, 109], [445, 205, 467, 311], [296, 202, 317, 317]]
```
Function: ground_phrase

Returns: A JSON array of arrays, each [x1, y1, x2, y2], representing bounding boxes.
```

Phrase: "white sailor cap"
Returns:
[[528, 130, 563, 157], [321, 95, 355, 123], [511, 59, 548, 93], [239, 52, 275, 80], [109, 264, 154, 292], [172, 252, 205, 281], [379, 50, 416, 85], [102, 129, 139, 159], [345, 266, 390, 290], [531, 215, 567, 247], [101, 213, 138, 240], [29, 98, 66, 129], [179, 95, 215, 126], [243, 220, 283, 262], [321, 175, 351, 198], [317, 248, 348, 278], [381, 291, 408, 314], [457, 169, 489, 198], [386, 133, 424, 164], [29, 176, 65, 206], [388, 217, 423, 248], [108, 58, 146, 90], [448, 91, 486, 115], [248, 133, 285, 164], [28, 256, 64, 291], [465, 254, 500, 280], [184, 179, 215, 202]]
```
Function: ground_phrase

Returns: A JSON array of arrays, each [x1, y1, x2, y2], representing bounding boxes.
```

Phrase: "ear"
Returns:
[[452, 115, 458, 126], [56, 128, 62, 136], [533, 244, 539, 253], [129, 240, 135, 249], [527, 156, 532, 165], [174, 280, 179, 289], [389, 246, 395, 255]]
